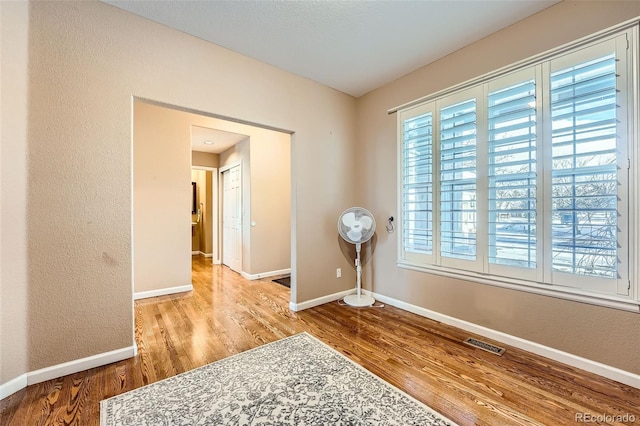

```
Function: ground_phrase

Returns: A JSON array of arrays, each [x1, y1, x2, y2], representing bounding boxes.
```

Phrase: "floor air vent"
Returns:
[[463, 337, 506, 356]]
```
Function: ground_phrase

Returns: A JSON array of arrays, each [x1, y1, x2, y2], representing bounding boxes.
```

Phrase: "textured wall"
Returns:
[[25, 2, 135, 371], [355, 0, 640, 374], [248, 133, 291, 275], [134, 101, 192, 293], [11, 0, 355, 381], [0, 0, 29, 386]]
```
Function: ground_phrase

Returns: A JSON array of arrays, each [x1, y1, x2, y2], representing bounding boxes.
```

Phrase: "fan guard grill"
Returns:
[[338, 207, 376, 244]]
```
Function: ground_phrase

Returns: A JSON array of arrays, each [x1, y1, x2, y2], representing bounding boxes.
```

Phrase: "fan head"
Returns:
[[338, 207, 376, 244]]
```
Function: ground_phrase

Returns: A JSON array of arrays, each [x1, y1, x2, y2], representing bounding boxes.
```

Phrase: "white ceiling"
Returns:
[[191, 125, 249, 154], [104, 0, 559, 98]]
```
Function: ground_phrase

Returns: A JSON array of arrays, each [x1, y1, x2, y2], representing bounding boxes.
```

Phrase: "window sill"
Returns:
[[397, 260, 640, 313]]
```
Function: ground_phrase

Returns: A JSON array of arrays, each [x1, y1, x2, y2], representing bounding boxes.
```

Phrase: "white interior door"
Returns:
[[222, 165, 242, 273]]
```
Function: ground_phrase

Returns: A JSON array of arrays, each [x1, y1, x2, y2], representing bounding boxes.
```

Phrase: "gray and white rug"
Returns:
[[101, 332, 457, 425]]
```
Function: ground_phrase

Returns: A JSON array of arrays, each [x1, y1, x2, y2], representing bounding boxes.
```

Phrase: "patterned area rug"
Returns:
[[101, 332, 457, 425]]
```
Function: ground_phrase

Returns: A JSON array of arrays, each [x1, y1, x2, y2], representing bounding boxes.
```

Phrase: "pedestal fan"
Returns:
[[338, 207, 376, 307]]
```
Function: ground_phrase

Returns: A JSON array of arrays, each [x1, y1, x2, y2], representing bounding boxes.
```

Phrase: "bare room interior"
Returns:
[[1, 1, 639, 425]]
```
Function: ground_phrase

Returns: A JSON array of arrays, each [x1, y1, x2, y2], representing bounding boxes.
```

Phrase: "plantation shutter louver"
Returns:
[[550, 53, 619, 280], [488, 80, 537, 269], [440, 99, 477, 261], [402, 111, 434, 255], [397, 27, 634, 303]]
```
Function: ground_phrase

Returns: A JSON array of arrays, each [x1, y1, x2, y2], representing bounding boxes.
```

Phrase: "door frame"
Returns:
[[191, 166, 219, 262], [220, 161, 242, 273]]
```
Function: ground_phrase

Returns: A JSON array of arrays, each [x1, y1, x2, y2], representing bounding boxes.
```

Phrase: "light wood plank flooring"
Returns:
[[1, 256, 638, 425]]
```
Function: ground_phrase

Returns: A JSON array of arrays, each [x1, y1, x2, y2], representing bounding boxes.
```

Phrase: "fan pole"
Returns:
[[343, 242, 375, 307], [356, 242, 362, 297]]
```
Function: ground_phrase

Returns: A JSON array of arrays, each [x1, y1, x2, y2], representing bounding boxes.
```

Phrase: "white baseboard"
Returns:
[[242, 268, 291, 281], [133, 284, 193, 300], [0, 373, 27, 400], [213, 259, 222, 265], [200, 252, 213, 258], [27, 344, 136, 386], [365, 290, 640, 390], [1, 344, 139, 400], [289, 288, 354, 311], [191, 251, 199, 255]]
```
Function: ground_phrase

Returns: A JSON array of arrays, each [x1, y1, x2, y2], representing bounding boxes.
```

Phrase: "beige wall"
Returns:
[[134, 101, 192, 293], [26, 1, 134, 372], [192, 151, 219, 169], [203, 172, 214, 255], [190, 169, 214, 255], [220, 131, 291, 276], [192, 150, 220, 258], [248, 134, 291, 275], [355, 1, 640, 374], [0, 0, 356, 390], [191, 170, 202, 253], [191, 227, 200, 252], [0, 0, 29, 386]]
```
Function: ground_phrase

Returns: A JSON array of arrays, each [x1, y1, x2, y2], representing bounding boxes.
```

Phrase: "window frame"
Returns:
[[395, 21, 639, 312]]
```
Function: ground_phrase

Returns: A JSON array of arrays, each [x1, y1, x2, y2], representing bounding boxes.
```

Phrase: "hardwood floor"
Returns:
[[2, 256, 639, 425]]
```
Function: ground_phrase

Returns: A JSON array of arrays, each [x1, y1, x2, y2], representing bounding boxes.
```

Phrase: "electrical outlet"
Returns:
[[336, 268, 342, 278]]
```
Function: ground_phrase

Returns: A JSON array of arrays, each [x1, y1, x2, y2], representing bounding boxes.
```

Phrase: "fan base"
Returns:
[[343, 294, 375, 307]]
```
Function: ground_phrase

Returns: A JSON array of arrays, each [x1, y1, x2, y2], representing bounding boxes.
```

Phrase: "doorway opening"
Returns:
[[133, 98, 293, 302], [191, 166, 218, 261]]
